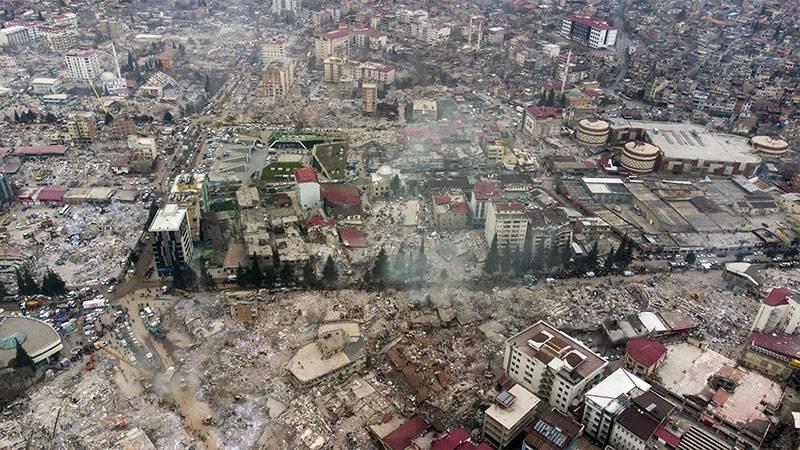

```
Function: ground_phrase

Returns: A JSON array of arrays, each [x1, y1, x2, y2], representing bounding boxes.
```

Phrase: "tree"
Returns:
[[236, 264, 247, 288], [45, 112, 57, 124], [163, 111, 173, 124], [538, 90, 548, 106], [204, 74, 211, 93], [302, 260, 317, 288], [416, 240, 428, 279], [546, 89, 555, 106], [392, 243, 407, 280], [41, 269, 66, 297], [685, 252, 697, 265], [485, 236, 500, 274], [519, 231, 533, 274], [389, 174, 402, 197], [322, 256, 338, 286], [280, 263, 294, 285], [104, 112, 114, 124], [0, 280, 7, 299], [13, 111, 19, 123], [603, 249, 616, 274], [372, 247, 389, 283], [172, 265, 196, 290], [546, 242, 560, 272], [201, 265, 216, 289], [16, 268, 38, 296], [13, 338, 35, 370], [247, 254, 264, 287]]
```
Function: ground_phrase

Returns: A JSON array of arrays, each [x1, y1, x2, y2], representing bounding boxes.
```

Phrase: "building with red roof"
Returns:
[[469, 180, 503, 226], [14, 145, 69, 157], [337, 227, 368, 248], [295, 167, 321, 210], [742, 332, 800, 381], [35, 185, 67, 204], [369, 415, 431, 450], [560, 15, 617, 49], [431, 190, 470, 230], [624, 337, 667, 378], [752, 287, 800, 335], [432, 428, 492, 450]]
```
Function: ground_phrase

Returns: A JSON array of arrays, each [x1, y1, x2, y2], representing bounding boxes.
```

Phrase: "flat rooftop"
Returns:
[[506, 321, 607, 382], [617, 120, 760, 165], [485, 385, 541, 430], [149, 204, 186, 232], [585, 368, 650, 414], [0, 315, 63, 367]]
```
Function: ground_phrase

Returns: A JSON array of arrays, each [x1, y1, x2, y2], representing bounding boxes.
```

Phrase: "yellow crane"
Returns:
[[99, 346, 151, 381], [85, 75, 108, 114]]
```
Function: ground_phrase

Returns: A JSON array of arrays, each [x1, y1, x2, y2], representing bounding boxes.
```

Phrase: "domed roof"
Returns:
[[578, 118, 610, 132], [377, 165, 393, 176], [100, 71, 117, 81], [752, 135, 788, 151], [624, 141, 659, 156]]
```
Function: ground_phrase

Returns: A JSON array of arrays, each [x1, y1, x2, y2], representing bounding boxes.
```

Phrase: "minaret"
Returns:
[[477, 20, 482, 50], [561, 48, 571, 95]]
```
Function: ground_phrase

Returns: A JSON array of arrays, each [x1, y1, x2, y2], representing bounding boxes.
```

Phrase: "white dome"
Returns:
[[100, 71, 116, 81], [377, 165, 393, 176]]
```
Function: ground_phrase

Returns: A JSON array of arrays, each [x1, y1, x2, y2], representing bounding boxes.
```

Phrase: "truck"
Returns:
[[82, 299, 108, 310]]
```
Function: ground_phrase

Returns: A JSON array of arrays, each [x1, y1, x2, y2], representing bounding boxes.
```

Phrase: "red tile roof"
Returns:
[[763, 287, 797, 307], [338, 227, 368, 248], [450, 202, 469, 213], [382, 416, 429, 450], [625, 337, 667, 368], [294, 167, 319, 184], [472, 180, 502, 200], [654, 426, 680, 448], [749, 332, 800, 359], [567, 15, 615, 31], [306, 214, 336, 228], [433, 195, 450, 206], [36, 185, 67, 202], [431, 428, 470, 450], [526, 106, 562, 118], [322, 28, 352, 40], [15, 145, 69, 156]]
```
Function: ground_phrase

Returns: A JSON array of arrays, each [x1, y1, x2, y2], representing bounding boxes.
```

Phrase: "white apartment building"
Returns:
[[751, 287, 800, 334], [315, 28, 351, 60], [40, 24, 76, 50], [503, 321, 607, 414], [560, 16, 617, 49], [482, 385, 541, 449], [262, 39, 287, 63], [128, 135, 158, 160], [65, 51, 102, 81], [149, 204, 194, 276], [31, 78, 63, 95], [485, 200, 528, 250], [271, 0, 300, 14], [582, 369, 650, 445], [0, 25, 36, 47]]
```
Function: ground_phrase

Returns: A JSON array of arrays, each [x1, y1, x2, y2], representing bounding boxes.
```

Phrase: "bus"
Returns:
[[58, 205, 70, 217]]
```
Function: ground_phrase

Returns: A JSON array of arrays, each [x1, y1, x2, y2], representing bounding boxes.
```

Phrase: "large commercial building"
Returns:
[[485, 200, 528, 250], [149, 204, 194, 276], [65, 51, 102, 81], [503, 321, 607, 414], [610, 120, 761, 177], [560, 16, 617, 49]]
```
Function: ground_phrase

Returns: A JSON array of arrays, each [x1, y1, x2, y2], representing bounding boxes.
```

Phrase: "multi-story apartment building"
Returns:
[[271, 0, 300, 14], [527, 207, 573, 257], [485, 200, 528, 250], [260, 58, 295, 97], [470, 180, 503, 226], [560, 15, 617, 49], [170, 173, 209, 242], [362, 83, 377, 113], [261, 39, 287, 63], [523, 106, 563, 139], [503, 321, 607, 414], [482, 385, 541, 449], [149, 204, 194, 276], [40, 24, 76, 50], [315, 28, 351, 60], [582, 369, 651, 446], [65, 51, 102, 81], [66, 113, 96, 143], [128, 135, 158, 160]]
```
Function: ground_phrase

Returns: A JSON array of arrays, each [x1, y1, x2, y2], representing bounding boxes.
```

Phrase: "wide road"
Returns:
[[608, 0, 632, 92]]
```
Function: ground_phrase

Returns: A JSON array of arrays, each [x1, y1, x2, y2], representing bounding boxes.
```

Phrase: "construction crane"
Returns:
[[99, 346, 151, 381], [85, 75, 108, 114]]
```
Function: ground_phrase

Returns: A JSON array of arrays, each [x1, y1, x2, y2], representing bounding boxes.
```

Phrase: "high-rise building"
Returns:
[[40, 24, 76, 50], [271, 0, 300, 14], [361, 83, 377, 113], [560, 16, 617, 49], [582, 369, 651, 445], [470, 180, 503, 226], [261, 39, 287, 63], [315, 28, 351, 60], [170, 173, 209, 242], [149, 204, 194, 276], [485, 200, 527, 250], [527, 207, 573, 258], [503, 321, 607, 414], [259, 58, 296, 97], [65, 51, 102, 81]]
